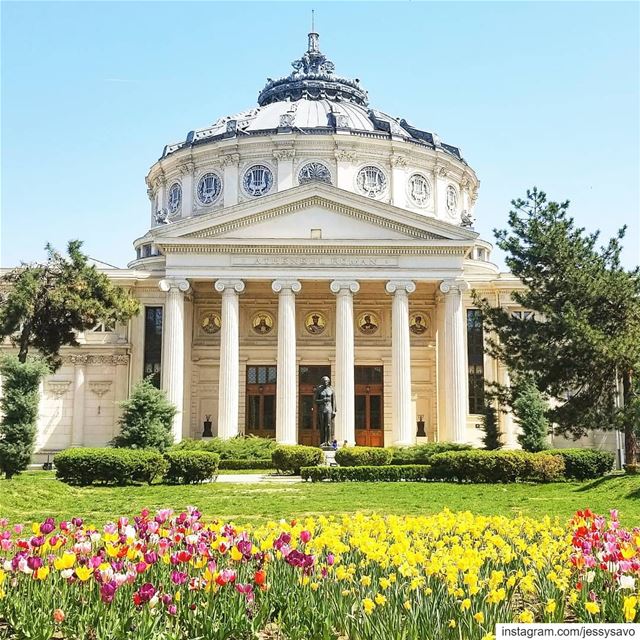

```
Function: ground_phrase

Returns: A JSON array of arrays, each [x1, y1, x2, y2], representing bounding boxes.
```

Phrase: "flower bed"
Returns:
[[0, 508, 637, 639]]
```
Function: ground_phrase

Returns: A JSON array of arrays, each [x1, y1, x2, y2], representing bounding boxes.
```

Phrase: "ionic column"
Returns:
[[272, 280, 302, 444], [439, 279, 470, 443], [70, 356, 87, 446], [385, 280, 416, 446], [221, 154, 240, 208], [159, 278, 190, 443], [330, 280, 359, 445], [390, 155, 407, 207], [214, 279, 245, 439], [273, 149, 295, 191]]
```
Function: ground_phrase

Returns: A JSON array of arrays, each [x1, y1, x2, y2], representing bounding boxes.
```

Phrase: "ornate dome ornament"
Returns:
[[243, 164, 274, 197], [197, 172, 222, 205], [168, 182, 182, 214], [407, 174, 431, 207], [257, 31, 369, 107], [298, 161, 332, 185], [357, 165, 387, 198], [446, 184, 458, 216]]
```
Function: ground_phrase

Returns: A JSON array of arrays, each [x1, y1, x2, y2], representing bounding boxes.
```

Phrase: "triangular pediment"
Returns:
[[148, 182, 477, 245]]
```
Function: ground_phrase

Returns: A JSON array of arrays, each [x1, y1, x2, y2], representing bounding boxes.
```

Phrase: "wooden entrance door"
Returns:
[[298, 365, 331, 446], [245, 365, 276, 439], [355, 366, 384, 447]]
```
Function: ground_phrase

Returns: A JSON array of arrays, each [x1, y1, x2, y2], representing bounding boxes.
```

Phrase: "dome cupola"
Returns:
[[257, 32, 368, 108]]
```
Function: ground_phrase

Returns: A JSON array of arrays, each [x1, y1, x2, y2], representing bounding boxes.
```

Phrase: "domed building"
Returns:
[[25, 32, 549, 458]]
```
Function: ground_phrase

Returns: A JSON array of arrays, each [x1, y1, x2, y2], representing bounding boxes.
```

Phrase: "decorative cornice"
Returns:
[[272, 280, 302, 294], [159, 278, 190, 293], [330, 280, 360, 294], [214, 279, 245, 294], [161, 244, 469, 256], [385, 280, 416, 295], [183, 196, 446, 241], [47, 381, 71, 399], [63, 354, 129, 366]]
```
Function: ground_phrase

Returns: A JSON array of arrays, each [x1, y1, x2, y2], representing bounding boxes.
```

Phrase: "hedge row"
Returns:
[[301, 465, 432, 482], [271, 445, 324, 474], [173, 436, 276, 461], [334, 446, 393, 467], [389, 442, 473, 466], [54, 448, 219, 486], [218, 459, 275, 470], [544, 449, 614, 480], [429, 450, 565, 483]]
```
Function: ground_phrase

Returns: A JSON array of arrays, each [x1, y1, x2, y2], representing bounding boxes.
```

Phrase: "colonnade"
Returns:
[[157, 277, 470, 446]]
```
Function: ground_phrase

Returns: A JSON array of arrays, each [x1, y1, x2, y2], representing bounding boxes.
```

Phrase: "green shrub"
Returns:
[[545, 448, 614, 480], [163, 450, 220, 484], [112, 379, 176, 452], [513, 378, 549, 452], [429, 450, 564, 483], [301, 465, 432, 482], [479, 404, 503, 450], [335, 446, 393, 467], [390, 442, 472, 466], [218, 459, 275, 470], [0, 356, 49, 479], [173, 436, 276, 461], [272, 445, 323, 474], [54, 448, 166, 486]]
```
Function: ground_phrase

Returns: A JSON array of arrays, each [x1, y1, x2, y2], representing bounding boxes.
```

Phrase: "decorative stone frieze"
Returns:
[[62, 354, 129, 366], [47, 381, 71, 399]]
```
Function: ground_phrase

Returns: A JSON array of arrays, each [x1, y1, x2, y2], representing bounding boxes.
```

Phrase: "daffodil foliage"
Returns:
[[0, 508, 637, 639]]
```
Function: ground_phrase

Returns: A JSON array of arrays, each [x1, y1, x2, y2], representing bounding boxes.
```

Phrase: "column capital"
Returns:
[[272, 279, 302, 294], [385, 280, 416, 295], [159, 278, 190, 293], [439, 279, 470, 295], [214, 279, 245, 294], [330, 280, 360, 295]]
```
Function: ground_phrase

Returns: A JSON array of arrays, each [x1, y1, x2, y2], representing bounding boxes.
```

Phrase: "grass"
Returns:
[[1, 471, 640, 526]]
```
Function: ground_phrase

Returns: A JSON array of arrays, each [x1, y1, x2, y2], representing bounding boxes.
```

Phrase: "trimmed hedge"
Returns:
[[335, 446, 393, 467], [163, 450, 220, 484], [173, 436, 276, 461], [54, 448, 167, 486], [301, 465, 432, 482], [272, 445, 323, 474], [218, 459, 275, 470], [545, 449, 614, 480], [429, 450, 565, 483], [390, 442, 473, 466]]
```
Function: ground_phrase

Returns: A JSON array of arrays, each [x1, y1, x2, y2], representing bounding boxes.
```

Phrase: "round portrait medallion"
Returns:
[[409, 313, 429, 336], [251, 312, 274, 335], [304, 312, 326, 335], [200, 311, 221, 335], [357, 311, 380, 336]]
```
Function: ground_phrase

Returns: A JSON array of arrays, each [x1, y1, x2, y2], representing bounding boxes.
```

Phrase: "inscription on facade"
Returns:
[[232, 256, 399, 267]]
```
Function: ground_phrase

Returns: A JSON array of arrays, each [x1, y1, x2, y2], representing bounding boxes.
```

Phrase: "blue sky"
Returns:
[[2, 1, 638, 270]]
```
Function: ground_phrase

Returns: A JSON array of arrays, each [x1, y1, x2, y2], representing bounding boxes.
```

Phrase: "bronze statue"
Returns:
[[314, 375, 336, 446]]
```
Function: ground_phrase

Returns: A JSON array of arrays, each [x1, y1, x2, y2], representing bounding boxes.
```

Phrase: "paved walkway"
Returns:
[[216, 474, 301, 484]]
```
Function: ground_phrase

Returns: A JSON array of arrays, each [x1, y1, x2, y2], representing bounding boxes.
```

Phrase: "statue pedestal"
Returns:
[[323, 450, 338, 467]]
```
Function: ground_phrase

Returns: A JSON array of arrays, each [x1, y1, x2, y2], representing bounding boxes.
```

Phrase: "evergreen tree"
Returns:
[[479, 403, 503, 450], [0, 356, 50, 478], [112, 378, 176, 451], [512, 377, 549, 452], [475, 189, 640, 463], [0, 240, 139, 369]]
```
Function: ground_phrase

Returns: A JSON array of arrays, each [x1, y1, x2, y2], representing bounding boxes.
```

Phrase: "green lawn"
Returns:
[[1, 471, 639, 526]]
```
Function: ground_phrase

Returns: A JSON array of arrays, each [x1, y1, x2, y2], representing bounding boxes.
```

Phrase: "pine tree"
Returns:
[[475, 188, 640, 463], [112, 378, 176, 451], [0, 356, 50, 478], [479, 403, 503, 450], [512, 377, 549, 452]]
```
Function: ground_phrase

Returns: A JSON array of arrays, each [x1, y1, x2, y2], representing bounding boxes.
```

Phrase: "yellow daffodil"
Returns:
[[623, 596, 637, 623], [585, 602, 600, 615], [374, 593, 386, 606], [362, 598, 375, 615]]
